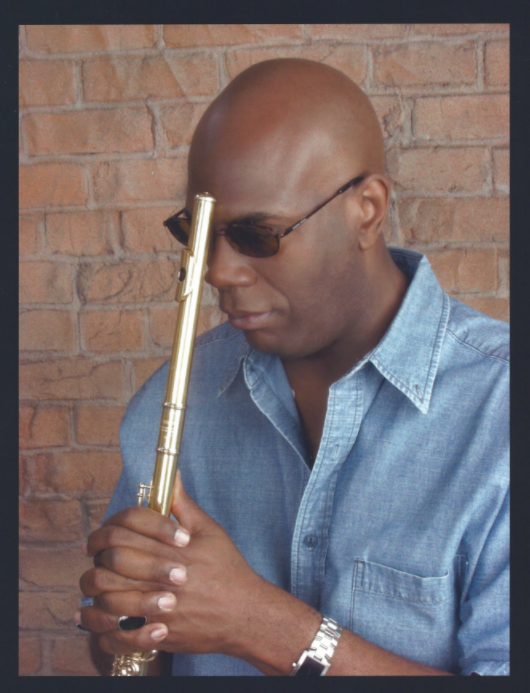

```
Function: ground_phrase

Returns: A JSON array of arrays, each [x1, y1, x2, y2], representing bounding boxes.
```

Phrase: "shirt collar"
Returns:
[[367, 248, 450, 414], [218, 248, 450, 414]]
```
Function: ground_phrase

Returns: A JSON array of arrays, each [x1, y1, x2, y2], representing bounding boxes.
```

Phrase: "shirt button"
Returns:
[[303, 534, 318, 549]]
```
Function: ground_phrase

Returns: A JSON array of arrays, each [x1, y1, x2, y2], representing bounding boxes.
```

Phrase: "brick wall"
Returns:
[[19, 24, 509, 675]]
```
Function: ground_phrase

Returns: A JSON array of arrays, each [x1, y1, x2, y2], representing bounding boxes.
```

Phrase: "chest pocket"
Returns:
[[350, 556, 467, 671]]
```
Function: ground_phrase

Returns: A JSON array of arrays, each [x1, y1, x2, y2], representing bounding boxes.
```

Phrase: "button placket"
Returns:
[[291, 376, 364, 607]]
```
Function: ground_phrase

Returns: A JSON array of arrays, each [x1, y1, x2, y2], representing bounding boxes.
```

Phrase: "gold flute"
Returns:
[[111, 193, 216, 676]]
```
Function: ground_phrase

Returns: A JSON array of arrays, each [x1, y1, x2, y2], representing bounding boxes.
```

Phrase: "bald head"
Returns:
[[187, 59, 385, 209]]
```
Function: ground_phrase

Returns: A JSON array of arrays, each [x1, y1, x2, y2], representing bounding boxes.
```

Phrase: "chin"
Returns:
[[242, 329, 312, 360]]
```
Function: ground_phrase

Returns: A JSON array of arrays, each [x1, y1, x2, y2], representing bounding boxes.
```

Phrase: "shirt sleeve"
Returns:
[[457, 486, 510, 676]]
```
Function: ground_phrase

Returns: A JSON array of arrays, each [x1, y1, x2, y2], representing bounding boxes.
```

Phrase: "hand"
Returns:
[[78, 471, 270, 659]]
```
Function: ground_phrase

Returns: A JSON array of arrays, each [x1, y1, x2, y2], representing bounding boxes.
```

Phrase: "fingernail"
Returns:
[[174, 528, 190, 547], [74, 611, 81, 625], [151, 626, 167, 640], [158, 595, 176, 611], [169, 567, 186, 584]]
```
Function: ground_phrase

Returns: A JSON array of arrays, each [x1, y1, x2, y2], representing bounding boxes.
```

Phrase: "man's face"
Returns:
[[186, 133, 369, 360]]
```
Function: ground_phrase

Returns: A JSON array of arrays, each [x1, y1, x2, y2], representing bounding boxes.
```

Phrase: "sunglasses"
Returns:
[[163, 174, 367, 259]]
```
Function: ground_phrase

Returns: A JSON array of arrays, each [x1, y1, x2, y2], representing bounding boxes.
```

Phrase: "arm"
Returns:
[[78, 472, 452, 676]]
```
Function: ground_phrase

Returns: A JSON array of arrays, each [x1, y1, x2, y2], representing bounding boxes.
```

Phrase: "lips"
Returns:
[[224, 310, 273, 331]]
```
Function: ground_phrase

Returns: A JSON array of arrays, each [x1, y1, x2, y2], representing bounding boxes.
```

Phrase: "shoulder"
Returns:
[[195, 319, 245, 353], [445, 297, 509, 366], [125, 321, 246, 413]]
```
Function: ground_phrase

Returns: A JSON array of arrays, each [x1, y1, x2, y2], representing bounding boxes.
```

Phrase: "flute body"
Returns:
[[111, 193, 216, 676]]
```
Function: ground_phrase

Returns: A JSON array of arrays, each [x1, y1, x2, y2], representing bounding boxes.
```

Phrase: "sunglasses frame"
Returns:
[[163, 173, 368, 258]]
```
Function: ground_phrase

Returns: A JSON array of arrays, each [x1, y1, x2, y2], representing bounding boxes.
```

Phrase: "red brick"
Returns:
[[46, 211, 117, 256], [370, 96, 408, 142], [459, 296, 509, 322], [493, 149, 509, 194], [19, 590, 80, 627], [121, 206, 178, 252], [20, 456, 28, 496], [373, 42, 476, 87], [86, 500, 110, 533], [75, 405, 126, 446], [25, 25, 157, 53], [226, 44, 342, 81], [498, 249, 510, 296], [92, 157, 186, 204], [149, 304, 220, 347], [77, 258, 180, 304], [388, 147, 487, 193], [20, 214, 42, 255], [158, 102, 208, 149], [83, 56, 184, 101], [20, 548, 91, 590], [398, 197, 509, 244], [24, 107, 153, 156], [132, 356, 167, 391], [149, 305, 178, 347], [19, 163, 88, 209], [19, 309, 76, 351], [164, 53, 220, 96], [164, 24, 303, 47], [305, 24, 409, 40], [485, 40, 509, 87], [19, 358, 123, 400], [413, 95, 509, 140], [19, 405, 71, 449], [80, 309, 144, 352], [19, 499, 83, 541], [19, 636, 41, 675], [19, 60, 76, 107], [410, 24, 509, 36], [51, 635, 99, 676], [319, 45, 367, 85], [29, 449, 122, 495], [19, 261, 74, 304], [428, 249, 496, 293]]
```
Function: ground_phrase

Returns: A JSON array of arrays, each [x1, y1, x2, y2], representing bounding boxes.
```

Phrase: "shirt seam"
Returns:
[[445, 329, 510, 365], [195, 329, 243, 352]]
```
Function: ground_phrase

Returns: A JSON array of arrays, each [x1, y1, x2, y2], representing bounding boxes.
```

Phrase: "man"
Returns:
[[77, 59, 509, 676]]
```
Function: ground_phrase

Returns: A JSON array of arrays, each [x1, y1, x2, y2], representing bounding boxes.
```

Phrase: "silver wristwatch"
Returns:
[[290, 617, 342, 676]]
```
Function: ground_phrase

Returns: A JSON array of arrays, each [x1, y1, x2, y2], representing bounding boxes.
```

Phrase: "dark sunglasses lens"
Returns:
[[164, 217, 190, 246], [227, 226, 279, 258]]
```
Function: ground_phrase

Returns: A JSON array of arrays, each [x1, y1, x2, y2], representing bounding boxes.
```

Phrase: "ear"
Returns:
[[356, 175, 392, 251]]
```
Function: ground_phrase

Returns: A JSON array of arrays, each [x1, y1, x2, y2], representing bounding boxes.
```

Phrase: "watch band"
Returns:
[[290, 617, 342, 676]]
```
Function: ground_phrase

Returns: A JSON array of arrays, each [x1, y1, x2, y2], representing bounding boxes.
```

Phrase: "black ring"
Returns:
[[118, 616, 147, 631]]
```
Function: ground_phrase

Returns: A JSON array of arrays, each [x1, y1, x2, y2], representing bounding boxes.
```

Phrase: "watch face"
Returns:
[[295, 657, 326, 676]]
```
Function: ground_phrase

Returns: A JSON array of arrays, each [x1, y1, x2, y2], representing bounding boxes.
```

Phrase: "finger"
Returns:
[[99, 507, 190, 550], [96, 546, 188, 586], [97, 590, 177, 617], [80, 566, 172, 598], [171, 470, 219, 535], [99, 623, 169, 655], [77, 605, 123, 634], [87, 523, 188, 561]]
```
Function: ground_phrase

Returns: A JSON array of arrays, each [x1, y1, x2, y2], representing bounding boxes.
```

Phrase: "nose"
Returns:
[[205, 235, 257, 291]]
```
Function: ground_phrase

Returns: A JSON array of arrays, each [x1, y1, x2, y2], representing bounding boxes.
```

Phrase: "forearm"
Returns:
[[235, 580, 453, 676]]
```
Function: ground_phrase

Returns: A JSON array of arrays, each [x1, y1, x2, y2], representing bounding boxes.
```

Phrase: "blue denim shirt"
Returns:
[[104, 248, 509, 676]]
